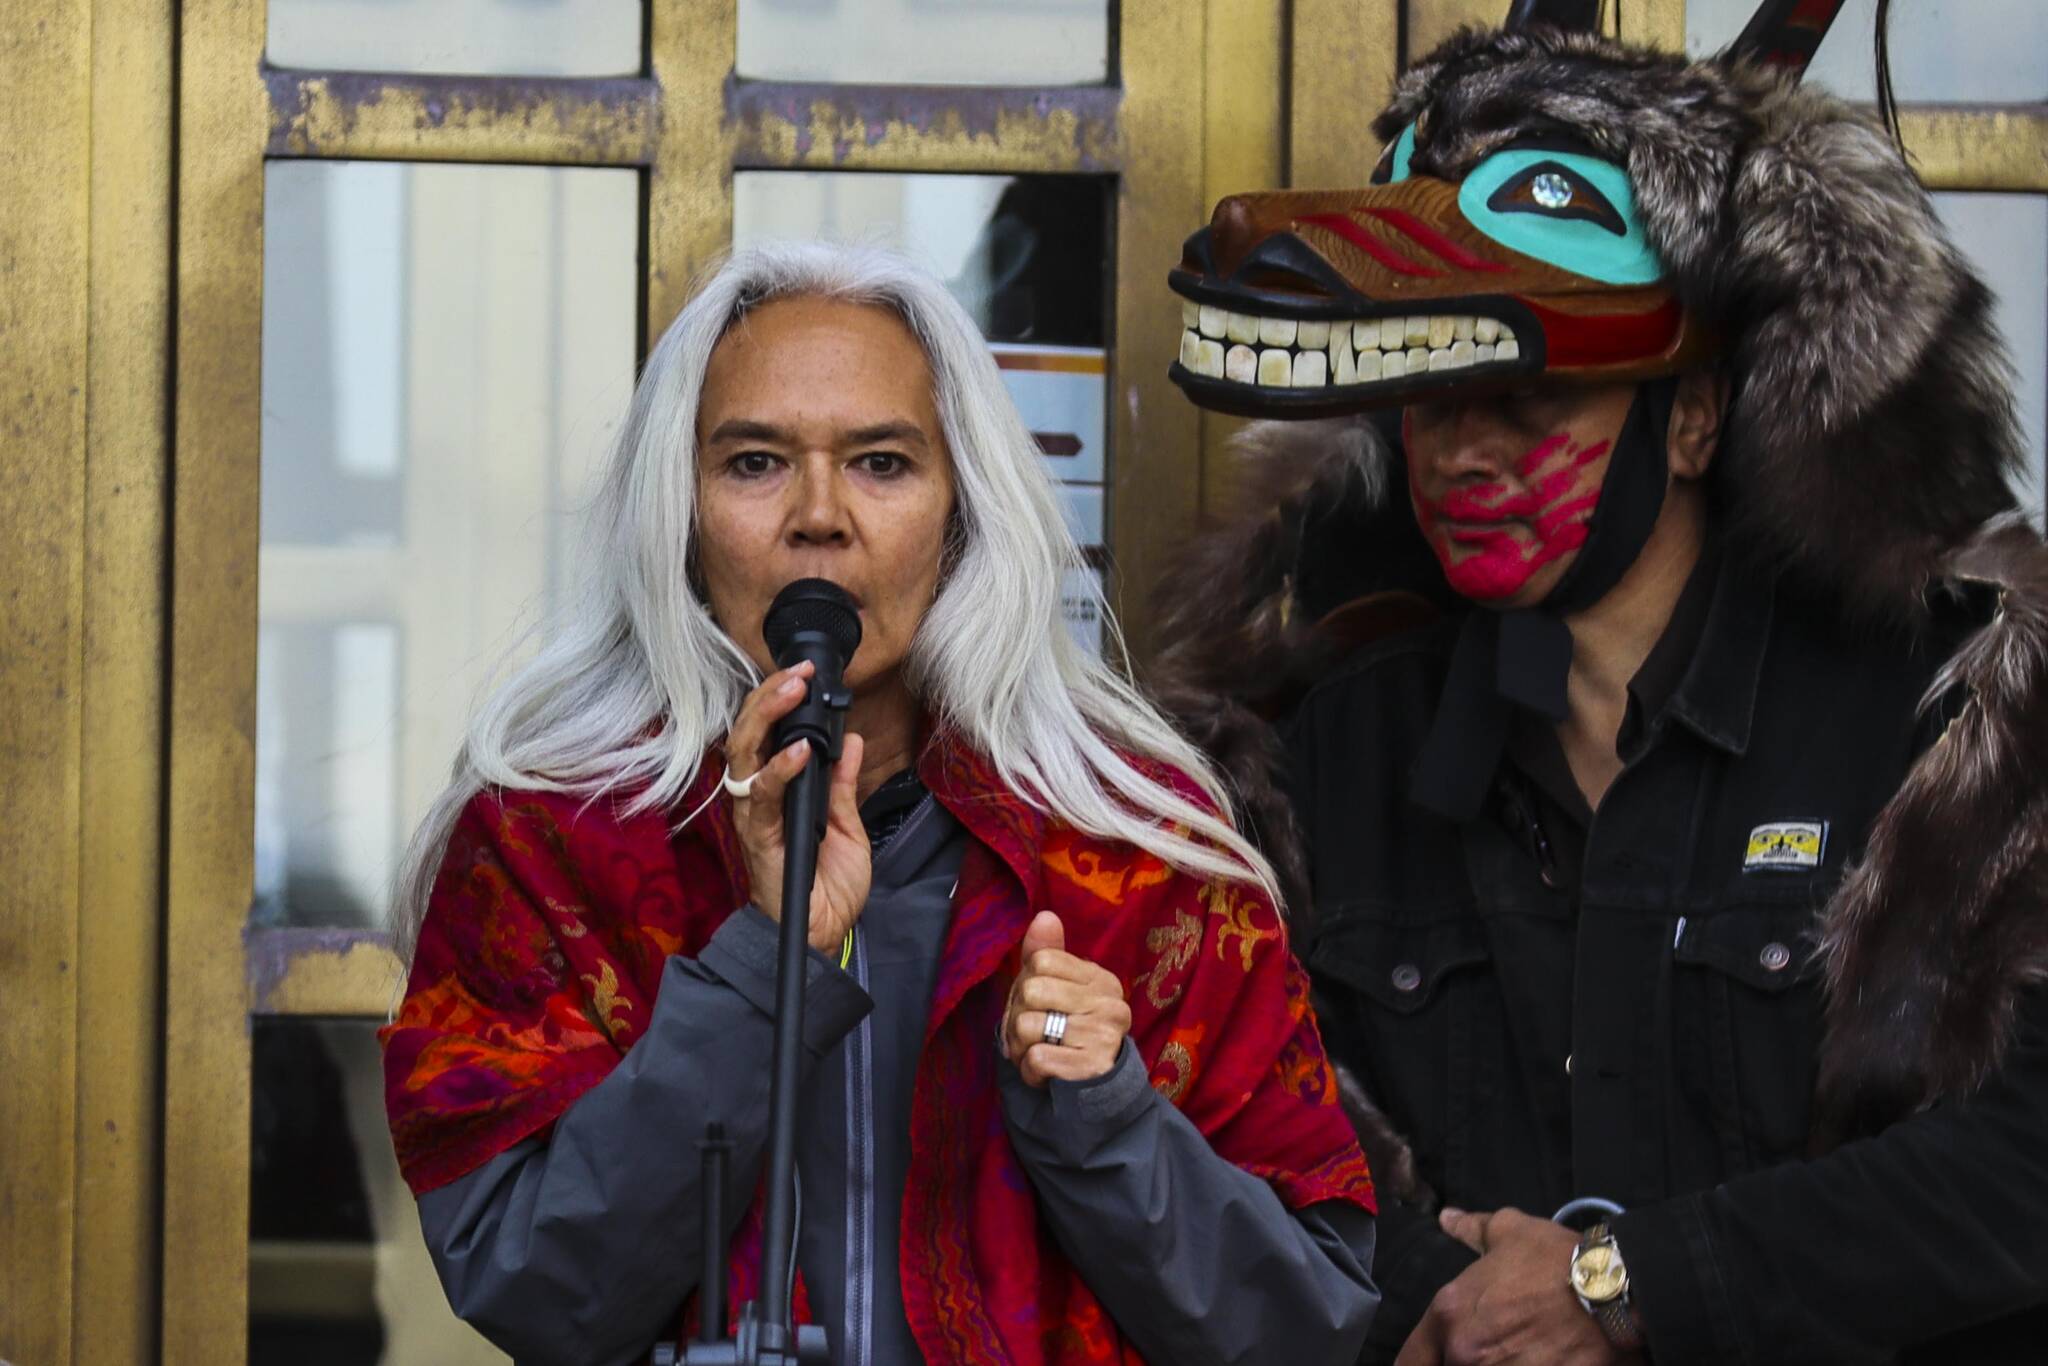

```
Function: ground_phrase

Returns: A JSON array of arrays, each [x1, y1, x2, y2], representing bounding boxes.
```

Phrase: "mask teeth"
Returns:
[[1178, 301, 1519, 388]]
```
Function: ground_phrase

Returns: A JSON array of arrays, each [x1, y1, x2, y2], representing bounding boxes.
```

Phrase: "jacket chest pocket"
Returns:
[[1309, 912, 1496, 1189], [1671, 904, 1824, 1166]]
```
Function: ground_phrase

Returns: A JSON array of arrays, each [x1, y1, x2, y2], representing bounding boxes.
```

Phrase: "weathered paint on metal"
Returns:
[[729, 77, 1123, 173], [265, 67, 659, 165], [645, 0, 739, 360], [1900, 107, 2048, 193], [246, 927, 405, 1017]]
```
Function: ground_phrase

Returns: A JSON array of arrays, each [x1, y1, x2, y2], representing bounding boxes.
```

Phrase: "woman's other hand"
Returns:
[[1001, 912, 1133, 1086], [726, 660, 871, 954]]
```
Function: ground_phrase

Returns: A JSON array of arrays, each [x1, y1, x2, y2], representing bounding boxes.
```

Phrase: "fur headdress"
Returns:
[[1155, 0, 2048, 1167]]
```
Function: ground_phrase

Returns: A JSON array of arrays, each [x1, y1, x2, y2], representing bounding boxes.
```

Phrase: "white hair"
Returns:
[[392, 240, 1279, 965]]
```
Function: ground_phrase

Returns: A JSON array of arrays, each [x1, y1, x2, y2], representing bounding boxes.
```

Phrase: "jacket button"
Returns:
[[1391, 963, 1422, 992], [1759, 942, 1792, 972]]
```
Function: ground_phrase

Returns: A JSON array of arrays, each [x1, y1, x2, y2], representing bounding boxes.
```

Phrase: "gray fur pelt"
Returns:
[[1814, 518, 2048, 1147]]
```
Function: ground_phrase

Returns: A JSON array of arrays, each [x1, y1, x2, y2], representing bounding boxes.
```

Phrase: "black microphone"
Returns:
[[762, 578, 862, 766], [749, 578, 860, 1364]]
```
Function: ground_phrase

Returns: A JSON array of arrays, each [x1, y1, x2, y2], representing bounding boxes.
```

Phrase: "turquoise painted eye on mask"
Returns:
[[1457, 147, 1664, 286]]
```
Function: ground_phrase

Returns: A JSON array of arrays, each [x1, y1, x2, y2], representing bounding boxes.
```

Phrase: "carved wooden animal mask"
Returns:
[[1168, 0, 1849, 419]]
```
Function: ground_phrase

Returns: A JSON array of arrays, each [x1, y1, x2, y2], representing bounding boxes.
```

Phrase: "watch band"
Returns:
[[1590, 1293, 1645, 1351]]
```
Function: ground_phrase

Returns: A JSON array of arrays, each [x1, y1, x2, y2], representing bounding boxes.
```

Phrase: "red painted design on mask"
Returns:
[[1406, 418, 1611, 602], [1295, 213, 1444, 277]]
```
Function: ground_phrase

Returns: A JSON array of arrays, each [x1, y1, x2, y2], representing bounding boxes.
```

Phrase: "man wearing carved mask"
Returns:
[[1154, 1, 2048, 1362]]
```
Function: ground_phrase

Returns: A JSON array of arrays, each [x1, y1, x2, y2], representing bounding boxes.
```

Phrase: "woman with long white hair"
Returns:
[[380, 241, 1378, 1366]]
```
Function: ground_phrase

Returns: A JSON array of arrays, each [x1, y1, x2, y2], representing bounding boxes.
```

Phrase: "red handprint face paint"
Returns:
[[1406, 416, 1613, 602]]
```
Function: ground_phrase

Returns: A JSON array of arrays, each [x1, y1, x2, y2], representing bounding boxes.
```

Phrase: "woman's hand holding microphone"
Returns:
[[724, 660, 870, 955]]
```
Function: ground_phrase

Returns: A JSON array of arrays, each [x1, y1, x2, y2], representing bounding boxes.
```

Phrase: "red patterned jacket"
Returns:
[[382, 732, 1374, 1364]]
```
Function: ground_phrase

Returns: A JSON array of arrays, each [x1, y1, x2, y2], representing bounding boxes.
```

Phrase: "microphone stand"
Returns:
[[669, 612, 850, 1366], [747, 753, 833, 1363]]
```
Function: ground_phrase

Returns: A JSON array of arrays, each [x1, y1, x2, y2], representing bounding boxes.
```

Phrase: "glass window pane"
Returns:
[[733, 171, 1109, 347], [1933, 192, 2048, 521], [267, 0, 642, 78], [738, 0, 1109, 86], [1686, 0, 2046, 104], [257, 161, 636, 929], [251, 1019, 509, 1364], [734, 170, 1114, 652]]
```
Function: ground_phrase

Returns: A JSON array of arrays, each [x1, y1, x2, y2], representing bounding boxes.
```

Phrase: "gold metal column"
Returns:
[[0, 1, 92, 1359], [164, 0, 269, 1356], [78, 1, 177, 1358], [2, 2, 176, 1363]]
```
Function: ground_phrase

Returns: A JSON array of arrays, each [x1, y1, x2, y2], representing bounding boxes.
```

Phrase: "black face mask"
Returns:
[[1411, 378, 1680, 823]]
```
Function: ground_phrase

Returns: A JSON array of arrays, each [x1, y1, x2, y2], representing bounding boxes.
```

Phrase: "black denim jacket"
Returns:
[[1290, 547, 2048, 1364]]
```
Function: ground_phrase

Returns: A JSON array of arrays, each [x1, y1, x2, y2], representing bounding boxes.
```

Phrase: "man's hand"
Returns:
[[1394, 1208, 1640, 1366], [999, 912, 1132, 1086]]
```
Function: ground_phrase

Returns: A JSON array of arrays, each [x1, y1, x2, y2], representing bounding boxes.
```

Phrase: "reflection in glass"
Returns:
[[257, 161, 636, 928], [1933, 193, 2048, 520], [738, 0, 1109, 86], [267, 0, 642, 78], [1685, 0, 2045, 104], [734, 171, 1110, 347], [250, 1019, 508, 1365]]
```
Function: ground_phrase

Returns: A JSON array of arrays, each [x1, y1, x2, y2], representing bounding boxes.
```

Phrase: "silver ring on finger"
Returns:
[[722, 764, 757, 799], [1041, 1010, 1069, 1047]]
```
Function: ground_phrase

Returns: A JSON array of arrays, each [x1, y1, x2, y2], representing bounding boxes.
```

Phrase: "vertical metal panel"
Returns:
[[76, 0, 176, 1359], [165, 0, 269, 1359], [646, 0, 738, 339], [1205, 0, 1283, 227], [1407, 0, 1512, 61], [1111, 0, 1210, 659], [1618, 0, 1687, 49], [1409, 0, 1689, 52], [0, 0, 91, 1360], [1199, 0, 1289, 515], [1291, 0, 1401, 188]]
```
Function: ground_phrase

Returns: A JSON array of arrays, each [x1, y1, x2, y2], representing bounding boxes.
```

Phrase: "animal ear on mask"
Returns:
[[1721, 0, 1851, 80], [1502, 0, 1602, 33]]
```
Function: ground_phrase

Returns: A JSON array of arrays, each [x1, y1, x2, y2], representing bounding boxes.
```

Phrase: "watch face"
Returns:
[[1572, 1244, 1627, 1302]]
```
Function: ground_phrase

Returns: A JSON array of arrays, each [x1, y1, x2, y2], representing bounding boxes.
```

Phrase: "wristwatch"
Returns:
[[1569, 1222, 1646, 1351]]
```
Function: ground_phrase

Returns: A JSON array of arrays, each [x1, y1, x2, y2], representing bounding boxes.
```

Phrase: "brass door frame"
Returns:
[[162, 3, 1217, 1360], [0, 1, 174, 1363]]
